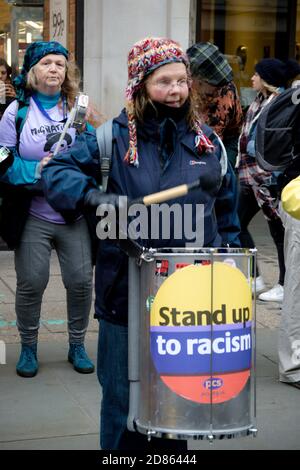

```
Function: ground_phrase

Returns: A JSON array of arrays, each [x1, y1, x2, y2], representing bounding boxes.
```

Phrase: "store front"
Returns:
[[0, 0, 44, 77], [196, 0, 300, 108], [1, 1, 300, 116], [0, 0, 83, 78]]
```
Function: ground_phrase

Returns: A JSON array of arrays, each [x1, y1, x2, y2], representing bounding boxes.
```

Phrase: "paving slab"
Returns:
[[0, 341, 99, 444]]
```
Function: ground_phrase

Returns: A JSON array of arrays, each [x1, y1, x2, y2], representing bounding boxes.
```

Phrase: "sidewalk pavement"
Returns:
[[0, 212, 299, 450]]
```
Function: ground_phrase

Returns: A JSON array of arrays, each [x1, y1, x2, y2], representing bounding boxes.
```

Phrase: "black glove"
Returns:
[[189, 174, 221, 196], [0, 147, 14, 176], [199, 174, 221, 193], [84, 189, 123, 208]]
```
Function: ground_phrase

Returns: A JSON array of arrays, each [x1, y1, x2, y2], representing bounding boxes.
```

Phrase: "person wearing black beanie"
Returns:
[[255, 58, 286, 88], [285, 58, 300, 87], [236, 57, 286, 303]]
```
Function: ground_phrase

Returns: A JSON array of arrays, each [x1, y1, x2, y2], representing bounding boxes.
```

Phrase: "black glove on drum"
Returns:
[[84, 189, 126, 209]]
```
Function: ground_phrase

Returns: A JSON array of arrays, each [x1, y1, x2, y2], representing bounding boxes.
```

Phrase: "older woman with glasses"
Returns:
[[42, 37, 240, 450]]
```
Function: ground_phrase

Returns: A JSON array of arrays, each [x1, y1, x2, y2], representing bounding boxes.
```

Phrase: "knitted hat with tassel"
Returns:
[[125, 37, 214, 166]]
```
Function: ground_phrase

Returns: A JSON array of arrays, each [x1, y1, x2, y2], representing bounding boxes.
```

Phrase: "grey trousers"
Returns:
[[278, 205, 300, 382], [15, 215, 93, 345]]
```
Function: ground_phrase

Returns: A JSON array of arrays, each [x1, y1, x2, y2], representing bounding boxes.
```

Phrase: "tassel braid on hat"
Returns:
[[125, 37, 214, 166]]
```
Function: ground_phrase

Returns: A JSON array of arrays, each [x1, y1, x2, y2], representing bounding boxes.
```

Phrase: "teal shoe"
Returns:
[[16, 344, 38, 378], [68, 343, 95, 374]]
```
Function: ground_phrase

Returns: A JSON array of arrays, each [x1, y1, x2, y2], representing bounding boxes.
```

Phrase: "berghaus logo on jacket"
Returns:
[[189, 160, 206, 166]]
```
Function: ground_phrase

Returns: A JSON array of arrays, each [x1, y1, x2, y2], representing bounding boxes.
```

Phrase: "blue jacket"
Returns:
[[42, 109, 240, 325]]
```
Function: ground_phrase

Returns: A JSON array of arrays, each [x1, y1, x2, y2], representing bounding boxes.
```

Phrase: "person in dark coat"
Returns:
[[42, 36, 240, 450]]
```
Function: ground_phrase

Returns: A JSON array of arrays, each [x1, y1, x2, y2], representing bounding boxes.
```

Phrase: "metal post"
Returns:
[[127, 257, 141, 432]]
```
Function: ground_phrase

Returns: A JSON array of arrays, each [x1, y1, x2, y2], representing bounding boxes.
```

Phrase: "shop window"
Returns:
[[196, 0, 295, 108], [0, 0, 12, 66], [0, 0, 43, 75], [296, 0, 300, 60]]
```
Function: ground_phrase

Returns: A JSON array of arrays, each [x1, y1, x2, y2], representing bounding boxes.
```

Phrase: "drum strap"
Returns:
[[96, 118, 113, 192]]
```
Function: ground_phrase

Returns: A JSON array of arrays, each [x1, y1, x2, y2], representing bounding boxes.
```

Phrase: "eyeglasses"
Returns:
[[148, 78, 189, 90]]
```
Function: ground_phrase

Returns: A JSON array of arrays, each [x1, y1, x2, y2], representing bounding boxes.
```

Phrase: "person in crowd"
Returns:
[[237, 58, 286, 301], [186, 41, 243, 168], [285, 58, 300, 88], [1, 59, 28, 249], [275, 60, 300, 389], [42, 36, 240, 450], [279, 178, 300, 389], [0, 58, 16, 120], [0, 41, 95, 378]]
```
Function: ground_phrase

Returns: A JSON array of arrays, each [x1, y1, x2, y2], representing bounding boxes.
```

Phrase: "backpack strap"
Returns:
[[213, 132, 228, 177], [206, 129, 228, 178], [15, 102, 30, 152], [96, 118, 113, 192]]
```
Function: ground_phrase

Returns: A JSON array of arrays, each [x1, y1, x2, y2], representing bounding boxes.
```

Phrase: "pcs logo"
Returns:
[[203, 378, 223, 390]]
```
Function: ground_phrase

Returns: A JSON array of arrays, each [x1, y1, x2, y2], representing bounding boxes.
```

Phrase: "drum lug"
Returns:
[[140, 248, 156, 264], [146, 428, 157, 441], [249, 427, 258, 437]]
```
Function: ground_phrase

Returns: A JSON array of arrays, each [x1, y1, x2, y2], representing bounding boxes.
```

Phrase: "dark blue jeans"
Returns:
[[97, 319, 188, 451]]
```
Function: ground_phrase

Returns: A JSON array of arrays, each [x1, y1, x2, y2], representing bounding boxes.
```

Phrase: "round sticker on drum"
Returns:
[[150, 262, 252, 404]]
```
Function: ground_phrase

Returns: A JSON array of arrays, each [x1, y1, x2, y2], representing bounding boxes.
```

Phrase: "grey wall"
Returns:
[[84, 0, 191, 118]]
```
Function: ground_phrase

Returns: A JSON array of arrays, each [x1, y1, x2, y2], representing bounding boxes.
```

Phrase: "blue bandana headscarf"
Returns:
[[13, 41, 69, 104]]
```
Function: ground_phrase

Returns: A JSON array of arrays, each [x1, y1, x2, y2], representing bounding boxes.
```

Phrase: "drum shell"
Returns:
[[132, 248, 256, 440]]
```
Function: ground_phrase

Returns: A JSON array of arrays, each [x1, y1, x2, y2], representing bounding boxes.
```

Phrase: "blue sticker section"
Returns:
[[150, 327, 252, 375], [151, 322, 252, 332]]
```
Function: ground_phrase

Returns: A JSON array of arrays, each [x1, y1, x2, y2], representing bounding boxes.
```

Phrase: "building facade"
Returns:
[[1, 0, 300, 117]]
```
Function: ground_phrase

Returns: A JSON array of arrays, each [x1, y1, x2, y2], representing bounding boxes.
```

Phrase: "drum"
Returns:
[[127, 248, 257, 441]]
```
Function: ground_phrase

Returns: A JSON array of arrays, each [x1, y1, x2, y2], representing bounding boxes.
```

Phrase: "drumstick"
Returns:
[[142, 180, 200, 205], [53, 107, 76, 157], [130, 177, 216, 206]]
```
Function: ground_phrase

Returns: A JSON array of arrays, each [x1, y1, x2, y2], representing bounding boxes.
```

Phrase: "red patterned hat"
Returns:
[[126, 37, 188, 101], [125, 37, 213, 166]]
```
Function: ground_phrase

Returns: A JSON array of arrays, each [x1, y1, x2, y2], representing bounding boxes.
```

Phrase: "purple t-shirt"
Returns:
[[0, 98, 76, 224]]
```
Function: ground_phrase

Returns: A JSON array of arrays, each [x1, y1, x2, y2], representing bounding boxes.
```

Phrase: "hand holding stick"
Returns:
[[131, 174, 217, 206], [52, 107, 76, 157]]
